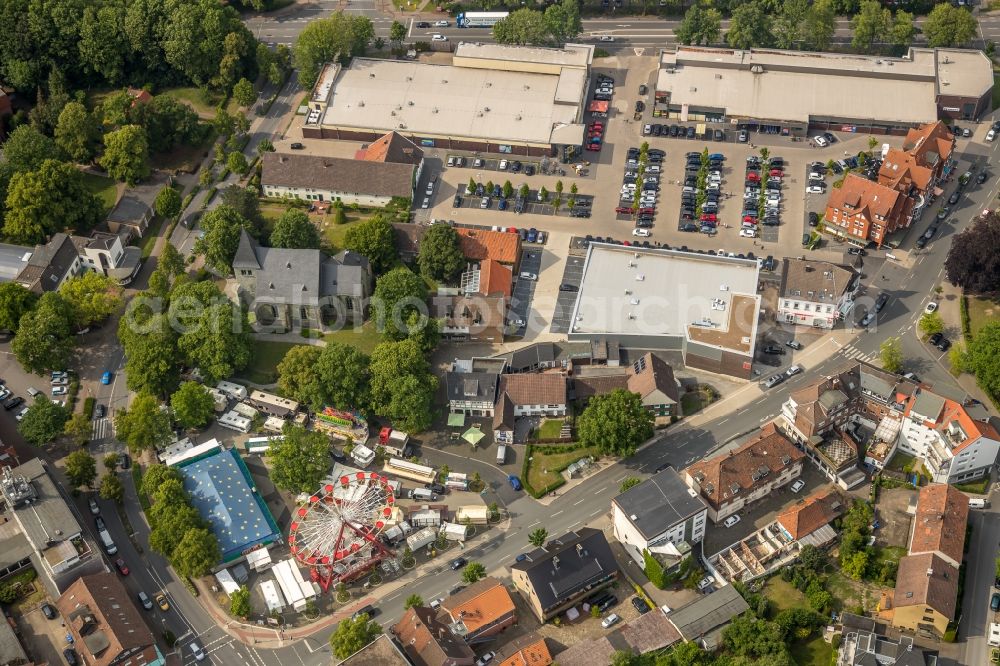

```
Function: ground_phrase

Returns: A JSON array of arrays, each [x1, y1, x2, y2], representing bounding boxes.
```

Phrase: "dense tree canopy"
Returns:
[[957, 322, 1000, 403], [65, 451, 98, 488], [945, 213, 1000, 294], [276, 343, 371, 412], [12, 292, 75, 374], [577, 389, 654, 458], [675, 5, 722, 45], [343, 214, 396, 274], [417, 225, 465, 283], [171, 382, 216, 429], [18, 397, 70, 445], [269, 424, 332, 493], [120, 313, 182, 397], [0, 283, 39, 332], [368, 340, 436, 431], [4, 159, 103, 243], [372, 267, 428, 340], [726, 1, 775, 49], [195, 205, 254, 274], [293, 14, 375, 88], [329, 616, 383, 660], [923, 3, 977, 47], [100, 125, 150, 185], [177, 302, 253, 384], [270, 208, 321, 249], [850, 0, 891, 53], [115, 393, 173, 454], [59, 272, 122, 329], [55, 101, 100, 162]]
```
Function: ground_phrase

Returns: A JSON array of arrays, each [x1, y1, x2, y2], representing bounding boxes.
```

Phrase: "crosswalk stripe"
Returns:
[[91, 418, 112, 440]]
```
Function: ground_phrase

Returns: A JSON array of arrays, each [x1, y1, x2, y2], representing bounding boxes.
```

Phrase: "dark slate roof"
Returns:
[[262, 153, 415, 199], [612, 468, 707, 540], [233, 230, 261, 270], [508, 343, 557, 372], [511, 528, 618, 611], [445, 371, 500, 404], [667, 584, 750, 641], [16, 233, 80, 292]]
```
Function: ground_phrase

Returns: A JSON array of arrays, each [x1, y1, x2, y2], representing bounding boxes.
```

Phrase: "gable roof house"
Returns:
[[355, 130, 425, 165], [262, 152, 418, 208], [435, 294, 507, 344], [666, 583, 750, 651], [105, 173, 170, 239], [907, 483, 968, 569], [823, 174, 915, 247], [775, 489, 844, 546], [683, 423, 805, 522], [15, 233, 86, 293], [57, 573, 167, 666], [233, 230, 372, 332], [879, 121, 955, 198], [392, 606, 476, 666], [510, 528, 619, 621], [495, 633, 553, 666], [497, 373, 567, 417], [626, 353, 681, 420], [445, 370, 501, 417]]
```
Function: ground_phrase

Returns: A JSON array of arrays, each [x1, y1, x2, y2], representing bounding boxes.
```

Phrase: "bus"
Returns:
[[245, 435, 284, 455], [456, 11, 509, 27], [383, 458, 436, 485]]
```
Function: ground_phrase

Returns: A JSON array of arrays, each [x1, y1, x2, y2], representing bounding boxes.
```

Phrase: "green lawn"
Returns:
[[538, 418, 566, 439], [790, 635, 833, 666], [236, 340, 295, 384], [526, 445, 600, 491], [764, 577, 835, 665], [322, 321, 384, 355], [681, 386, 717, 416], [764, 577, 810, 613], [324, 215, 367, 253], [967, 295, 1000, 339], [886, 451, 916, 474], [159, 87, 232, 118], [139, 217, 164, 258], [954, 477, 991, 494], [81, 172, 119, 216]]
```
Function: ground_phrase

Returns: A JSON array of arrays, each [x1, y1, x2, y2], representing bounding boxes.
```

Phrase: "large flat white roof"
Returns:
[[320, 58, 583, 145], [455, 42, 593, 69], [657, 46, 990, 126], [570, 244, 760, 356]]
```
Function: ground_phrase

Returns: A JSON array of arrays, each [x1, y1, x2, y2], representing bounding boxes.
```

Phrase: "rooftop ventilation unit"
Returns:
[[635, 274, 645, 281]]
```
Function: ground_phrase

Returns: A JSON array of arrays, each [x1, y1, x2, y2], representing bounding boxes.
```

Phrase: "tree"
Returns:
[[65, 413, 94, 446], [316, 343, 370, 410], [195, 205, 254, 274], [65, 451, 98, 488], [803, 0, 836, 50], [373, 267, 429, 341], [945, 212, 1000, 293], [417, 225, 465, 283], [543, 0, 582, 44], [229, 586, 252, 618], [329, 616, 383, 660], [141, 465, 185, 499], [675, 5, 722, 46], [4, 160, 104, 243], [257, 138, 275, 155], [842, 550, 870, 580], [461, 561, 486, 584], [722, 615, 792, 662], [12, 292, 75, 374], [889, 10, 917, 51], [406, 313, 440, 353], [270, 425, 331, 493], [18, 397, 69, 445], [177, 303, 253, 383], [220, 186, 265, 235], [149, 504, 203, 557], [577, 389, 654, 458], [619, 477, 642, 494], [120, 314, 182, 397], [924, 3, 976, 47], [368, 340, 436, 432], [232, 78, 255, 108], [0, 125, 61, 174], [879, 337, 903, 373], [404, 594, 423, 610], [100, 473, 125, 504], [294, 15, 375, 88], [958, 322, 1000, 400], [851, 0, 891, 53], [390, 20, 407, 48], [918, 311, 944, 338], [59, 272, 122, 329], [493, 9, 552, 46], [726, 1, 774, 49], [100, 125, 150, 185], [104, 453, 120, 472], [343, 215, 396, 274], [55, 102, 100, 162], [227, 151, 249, 175], [774, 0, 809, 49], [155, 187, 182, 219], [528, 527, 548, 547], [143, 95, 205, 153], [115, 393, 173, 454], [0, 283, 38, 332], [270, 209, 320, 249], [171, 382, 216, 429], [277, 345, 325, 408], [171, 527, 221, 579]]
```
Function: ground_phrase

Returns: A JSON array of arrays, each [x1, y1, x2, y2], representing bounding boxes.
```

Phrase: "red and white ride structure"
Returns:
[[288, 472, 395, 591]]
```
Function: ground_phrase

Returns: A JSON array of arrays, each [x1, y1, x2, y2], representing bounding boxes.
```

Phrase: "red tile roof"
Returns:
[[892, 552, 959, 620], [824, 174, 914, 246], [456, 228, 520, 265], [776, 490, 843, 540], [499, 373, 567, 407], [356, 130, 424, 165], [909, 484, 968, 566], [440, 578, 515, 637], [479, 259, 512, 299], [496, 636, 552, 666]]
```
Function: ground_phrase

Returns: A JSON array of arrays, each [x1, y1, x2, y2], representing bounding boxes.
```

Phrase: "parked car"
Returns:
[[874, 293, 890, 312], [64, 649, 78, 666], [475, 652, 497, 666], [42, 603, 57, 619], [115, 558, 130, 576], [761, 374, 785, 389], [697, 576, 716, 590], [95, 404, 106, 418], [101, 371, 112, 385], [924, 302, 938, 314], [786, 364, 803, 377], [790, 479, 805, 492], [601, 613, 621, 629], [89, 498, 100, 515], [762, 345, 785, 355], [450, 557, 467, 570], [508, 475, 522, 491], [723, 515, 741, 528], [786, 339, 802, 350]]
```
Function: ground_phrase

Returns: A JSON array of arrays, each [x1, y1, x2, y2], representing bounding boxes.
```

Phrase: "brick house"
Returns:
[[439, 577, 516, 644], [823, 174, 915, 247]]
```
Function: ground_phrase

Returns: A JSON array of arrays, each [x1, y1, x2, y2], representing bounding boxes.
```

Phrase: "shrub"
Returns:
[[83, 397, 95, 419]]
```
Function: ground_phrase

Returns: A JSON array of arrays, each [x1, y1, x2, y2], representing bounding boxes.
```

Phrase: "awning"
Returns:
[[587, 100, 609, 113], [462, 427, 485, 445], [448, 413, 466, 427]]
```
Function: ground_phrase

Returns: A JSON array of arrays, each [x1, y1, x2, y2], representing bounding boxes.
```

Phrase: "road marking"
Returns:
[[573, 498, 585, 506], [385, 592, 399, 602], [717, 417, 729, 425], [595, 485, 608, 494], [552, 510, 563, 517], [590, 509, 602, 517]]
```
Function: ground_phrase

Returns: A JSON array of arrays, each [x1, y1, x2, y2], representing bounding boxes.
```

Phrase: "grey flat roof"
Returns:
[[320, 58, 584, 146], [0, 608, 28, 666], [0, 520, 33, 570], [570, 244, 760, 356], [7, 458, 83, 548], [0, 243, 31, 283], [656, 46, 990, 126], [455, 42, 594, 69], [613, 468, 707, 540], [668, 584, 750, 640]]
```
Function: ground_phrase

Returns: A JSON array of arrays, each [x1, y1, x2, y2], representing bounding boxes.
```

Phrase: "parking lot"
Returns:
[[509, 248, 543, 335], [549, 252, 586, 334]]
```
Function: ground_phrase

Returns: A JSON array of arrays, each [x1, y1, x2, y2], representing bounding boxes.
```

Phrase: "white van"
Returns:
[[26, 387, 40, 397], [969, 498, 989, 509], [408, 488, 436, 502], [98, 529, 117, 555], [496, 445, 507, 465]]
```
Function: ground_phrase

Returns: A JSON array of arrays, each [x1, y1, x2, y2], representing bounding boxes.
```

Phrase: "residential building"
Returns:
[[654, 46, 992, 138], [683, 423, 805, 522], [0, 460, 102, 595], [460, 258, 513, 300], [665, 584, 750, 651], [907, 484, 968, 569], [823, 174, 915, 247], [568, 244, 762, 380], [495, 634, 552, 666], [555, 608, 682, 663], [15, 233, 86, 293], [887, 552, 958, 639], [497, 373, 567, 417], [338, 634, 411, 666], [233, 229, 372, 332], [493, 393, 515, 445], [261, 152, 418, 207], [302, 43, 593, 157], [445, 369, 500, 417], [57, 573, 167, 666], [775, 490, 844, 546], [776, 258, 859, 328], [626, 353, 681, 420], [879, 121, 956, 200], [454, 228, 521, 268], [838, 613, 933, 666], [439, 577, 516, 644], [435, 294, 506, 343], [79, 231, 143, 285], [510, 528, 618, 621], [355, 130, 425, 166], [105, 174, 169, 239], [612, 467, 708, 566], [392, 606, 475, 666]]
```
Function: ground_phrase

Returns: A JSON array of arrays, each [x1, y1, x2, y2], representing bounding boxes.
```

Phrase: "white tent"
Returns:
[[260, 580, 286, 613], [214, 568, 240, 595]]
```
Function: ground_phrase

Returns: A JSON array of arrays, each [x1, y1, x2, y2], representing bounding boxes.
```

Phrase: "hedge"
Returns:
[[960, 293, 972, 340], [83, 397, 95, 419]]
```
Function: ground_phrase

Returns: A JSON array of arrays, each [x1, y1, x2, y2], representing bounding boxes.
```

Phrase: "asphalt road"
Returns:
[[961, 496, 1000, 666]]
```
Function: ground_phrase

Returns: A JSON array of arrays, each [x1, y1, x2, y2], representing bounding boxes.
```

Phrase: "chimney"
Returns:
[[576, 543, 584, 557], [552, 556, 560, 570]]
